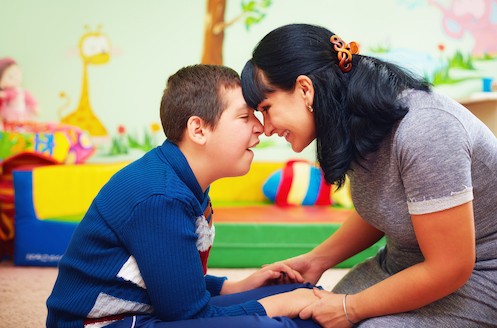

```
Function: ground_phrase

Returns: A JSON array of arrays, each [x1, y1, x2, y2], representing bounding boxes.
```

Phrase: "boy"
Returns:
[[47, 65, 319, 328]]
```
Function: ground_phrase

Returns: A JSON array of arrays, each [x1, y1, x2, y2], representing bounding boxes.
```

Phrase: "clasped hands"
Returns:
[[236, 262, 354, 328]]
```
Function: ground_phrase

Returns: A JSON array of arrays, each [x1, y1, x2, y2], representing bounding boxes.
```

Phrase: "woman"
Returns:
[[241, 23, 497, 327]]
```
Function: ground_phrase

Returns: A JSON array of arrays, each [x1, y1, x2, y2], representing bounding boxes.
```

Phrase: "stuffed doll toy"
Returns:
[[0, 57, 38, 128]]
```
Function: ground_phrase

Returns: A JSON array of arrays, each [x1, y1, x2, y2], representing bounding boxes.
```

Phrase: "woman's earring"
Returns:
[[303, 91, 313, 112]]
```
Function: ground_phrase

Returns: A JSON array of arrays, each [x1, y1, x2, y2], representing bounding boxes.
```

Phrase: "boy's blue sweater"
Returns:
[[46, 140, 265, 327]]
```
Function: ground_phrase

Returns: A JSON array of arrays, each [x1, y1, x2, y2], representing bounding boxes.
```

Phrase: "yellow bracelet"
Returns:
[[342, 294, 355, 325]]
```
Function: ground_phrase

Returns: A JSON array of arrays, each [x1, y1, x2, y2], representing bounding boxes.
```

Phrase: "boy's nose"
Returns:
[[254, 119, 264, 135], [251, 114, 263, 132]]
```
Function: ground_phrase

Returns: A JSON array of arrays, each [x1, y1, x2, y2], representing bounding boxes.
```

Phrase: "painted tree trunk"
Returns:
[[202, 0, 226, 64]]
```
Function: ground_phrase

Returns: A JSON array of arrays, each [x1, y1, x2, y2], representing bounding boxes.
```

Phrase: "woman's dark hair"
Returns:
[[241, 23, 430, 188]]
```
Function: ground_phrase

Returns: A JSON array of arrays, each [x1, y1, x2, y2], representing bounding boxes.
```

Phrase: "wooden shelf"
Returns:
[[459, 93, 497, 135]]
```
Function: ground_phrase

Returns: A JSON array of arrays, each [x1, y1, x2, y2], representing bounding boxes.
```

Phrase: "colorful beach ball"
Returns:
[[263, 160, 332, 206]]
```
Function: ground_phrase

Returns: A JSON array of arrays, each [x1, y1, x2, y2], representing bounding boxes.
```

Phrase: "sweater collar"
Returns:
[[158, 139, 209, 205]]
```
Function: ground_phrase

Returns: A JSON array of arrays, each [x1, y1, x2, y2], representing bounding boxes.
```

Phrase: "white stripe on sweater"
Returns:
[[87, 292, 153, 319], [195, 216, 215, 252], [117, 256, 146, 289]]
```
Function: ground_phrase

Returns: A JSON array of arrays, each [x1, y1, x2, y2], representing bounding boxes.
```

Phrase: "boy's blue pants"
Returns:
[[110, 283, 321, 328]]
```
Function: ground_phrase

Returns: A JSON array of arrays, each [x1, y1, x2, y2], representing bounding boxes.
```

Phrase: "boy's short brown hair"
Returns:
[[160, 64, 241, 143]]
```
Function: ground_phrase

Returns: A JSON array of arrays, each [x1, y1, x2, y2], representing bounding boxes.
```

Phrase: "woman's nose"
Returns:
[[263, 122, 274, 137]]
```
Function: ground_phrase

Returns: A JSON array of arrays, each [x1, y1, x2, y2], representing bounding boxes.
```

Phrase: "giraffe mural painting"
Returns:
[[59, 26, 110, 137]]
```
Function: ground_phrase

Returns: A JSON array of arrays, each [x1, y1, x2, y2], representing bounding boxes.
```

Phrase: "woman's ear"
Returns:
[[185, 116, 207, 145], [296, 75, 314, 106]]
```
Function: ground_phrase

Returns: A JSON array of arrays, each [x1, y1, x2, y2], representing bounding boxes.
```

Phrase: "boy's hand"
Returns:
[[258, 288, 320, 318], [220, 262, 304, 294]]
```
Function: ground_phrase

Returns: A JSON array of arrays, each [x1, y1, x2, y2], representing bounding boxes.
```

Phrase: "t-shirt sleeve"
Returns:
[[120, 196, 266, 321], [395, 108, 474, 215]]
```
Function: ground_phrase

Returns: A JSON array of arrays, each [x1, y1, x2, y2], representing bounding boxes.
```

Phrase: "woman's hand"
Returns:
[[220, 262, 305, 294], [258, 288, 320, 318], [278, 253, 327, 285], [300, 289, 354, 328], [262, 212, 382, 286]]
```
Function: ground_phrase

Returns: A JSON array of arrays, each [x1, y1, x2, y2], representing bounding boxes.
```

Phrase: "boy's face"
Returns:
[[206, 86, 263, 178]]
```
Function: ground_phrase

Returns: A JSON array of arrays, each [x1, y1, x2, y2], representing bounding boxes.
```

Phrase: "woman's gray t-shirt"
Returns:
[[333, 90, 497, 327]]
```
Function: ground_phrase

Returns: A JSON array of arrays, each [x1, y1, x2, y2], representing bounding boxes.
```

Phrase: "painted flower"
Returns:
[[150, 123, 161, 133], [117, 125, 126, 135]]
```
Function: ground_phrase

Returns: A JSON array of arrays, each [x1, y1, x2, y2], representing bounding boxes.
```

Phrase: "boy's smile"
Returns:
[[206, 86, 263, 178]]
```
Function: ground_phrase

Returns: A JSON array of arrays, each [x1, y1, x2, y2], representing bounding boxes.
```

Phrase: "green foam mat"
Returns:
[[210, 223, 385, 268]]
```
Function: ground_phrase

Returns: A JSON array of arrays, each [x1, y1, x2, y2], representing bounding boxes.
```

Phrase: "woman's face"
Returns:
[[256, 86, 316, 153]]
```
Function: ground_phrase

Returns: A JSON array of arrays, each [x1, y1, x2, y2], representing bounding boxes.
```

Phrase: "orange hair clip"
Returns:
[[330, 35, 359, 73]]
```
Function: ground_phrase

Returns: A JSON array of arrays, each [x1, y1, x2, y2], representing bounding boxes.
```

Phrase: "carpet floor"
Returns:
[[0, 260, 348, 327]]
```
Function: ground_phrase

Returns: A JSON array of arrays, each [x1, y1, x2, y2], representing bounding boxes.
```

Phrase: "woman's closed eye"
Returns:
[[259, 105, 270, 113]]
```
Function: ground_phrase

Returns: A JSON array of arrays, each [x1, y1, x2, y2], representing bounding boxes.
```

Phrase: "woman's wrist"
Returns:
[[344, 294, 361, 324], [342, 294, 355, 325], [307, 249, 334, 273]]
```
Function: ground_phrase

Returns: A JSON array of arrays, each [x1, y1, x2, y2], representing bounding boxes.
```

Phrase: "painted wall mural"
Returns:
[[428, 0, 497, 56], [105, 0, 275, 158], [202, 0, 272, 64], [2, 0, 497, 163], [370, 0, 497, 98], [59, 26, 111, 137]]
